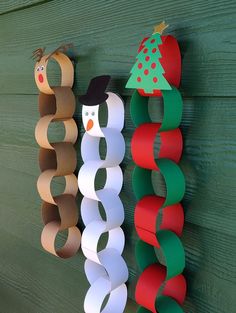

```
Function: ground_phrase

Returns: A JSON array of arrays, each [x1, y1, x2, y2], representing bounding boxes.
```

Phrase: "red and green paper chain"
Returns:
[[126, 22, 187, 313]]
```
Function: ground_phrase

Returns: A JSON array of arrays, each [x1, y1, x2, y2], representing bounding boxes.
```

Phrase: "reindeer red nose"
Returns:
[[86, 119, 94, 131], [38, 74, 44, 83]]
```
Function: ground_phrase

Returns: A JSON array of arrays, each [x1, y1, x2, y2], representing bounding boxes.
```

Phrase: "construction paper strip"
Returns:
[[38, 143, 77, 175], [156, 296, 184, 313], [81, 189, 124, 230], [82, 221, 125, 264], [34, 52, 74, 95], [135, 238, 186, 312], [37, 171, 78, 205], [42, 194, 78, 230], [81, 128, 125, 167], [84, 248, 128, 290], [131, 123, 183, 170], [38, 87, 76, 118], [132, 159, 185, 205], [135, 195, 184, 248], [78, 162, 123, 201], [35, 116, 78, 150], [84, 277, 127, 313], [137, 298, 184, 313], [78, 77, 128, 313], [41, 221, 81, 258], [135, 235, 185, 279], [130, 88, 183, 130], [135, 263, 186, 313], [34, 48, 81, 258]]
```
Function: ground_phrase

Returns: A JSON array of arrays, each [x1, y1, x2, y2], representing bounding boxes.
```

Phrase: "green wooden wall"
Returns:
[[0, 0, 235, 312]]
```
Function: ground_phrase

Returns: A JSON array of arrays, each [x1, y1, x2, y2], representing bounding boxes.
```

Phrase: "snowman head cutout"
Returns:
[[80, 75, 111, 137]]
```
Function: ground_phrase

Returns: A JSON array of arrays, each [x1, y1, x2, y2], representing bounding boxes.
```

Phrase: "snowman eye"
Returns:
[[85, 111, 89, 116], [91, 112, 95, 116], [40, 65, 44, 71], [36, 66, 40, 72]]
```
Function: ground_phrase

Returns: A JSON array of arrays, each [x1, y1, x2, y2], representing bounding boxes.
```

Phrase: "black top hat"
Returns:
[[79, 75, 111, 106]]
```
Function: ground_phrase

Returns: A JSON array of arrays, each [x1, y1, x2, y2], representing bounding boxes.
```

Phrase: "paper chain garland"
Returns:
[[32, 25, 185, 311], [126, 23, 187, 312], [34, 49, 81, 258], [78, 76, 128, 313]]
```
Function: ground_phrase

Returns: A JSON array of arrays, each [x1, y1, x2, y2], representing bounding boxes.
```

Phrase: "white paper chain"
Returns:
[[78, 92, 128, 312]]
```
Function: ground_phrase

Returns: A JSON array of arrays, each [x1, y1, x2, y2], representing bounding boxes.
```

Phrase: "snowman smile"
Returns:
[[86, 119, 94, 131]]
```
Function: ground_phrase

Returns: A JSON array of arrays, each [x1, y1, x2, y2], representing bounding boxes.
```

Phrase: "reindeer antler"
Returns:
[[32, 47, 45, 62], [46, 43, 74, 61]]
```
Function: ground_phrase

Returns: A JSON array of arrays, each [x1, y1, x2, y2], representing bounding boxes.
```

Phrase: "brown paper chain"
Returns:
[[34, 53, 81, 258]]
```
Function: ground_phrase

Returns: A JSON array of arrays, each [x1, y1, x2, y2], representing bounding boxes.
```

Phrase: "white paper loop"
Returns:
[[84, 278, 127, 313], [78, 90, 128, 312], [78, 161, 123, 201], [84, 249, 128, 289], [81, 189, 124, 230], [82, 221, 125, 264], [81, 128, 125, 167]]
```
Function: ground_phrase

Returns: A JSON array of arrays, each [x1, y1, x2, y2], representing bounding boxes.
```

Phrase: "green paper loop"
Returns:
[[132, 159, 185, 206], [160, 88, 183, 131], [132, 166, 153, 200], [137, 307, 151, 313], [156, 296, 184, 313], [136, 231, 185, 280], [130, 88, 183, 130], [158, 230, 185, 279], [135, 239, 156, 271], [136, 296, 184, 313], [158, 159, 185, 207], [130, 90, 150, 126]]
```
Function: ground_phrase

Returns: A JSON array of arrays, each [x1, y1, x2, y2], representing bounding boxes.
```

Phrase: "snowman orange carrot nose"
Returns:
[[86, 119, 94, 131]]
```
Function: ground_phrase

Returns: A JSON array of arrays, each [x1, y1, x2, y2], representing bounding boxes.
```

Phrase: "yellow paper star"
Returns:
[[153, 21, 169, 34]]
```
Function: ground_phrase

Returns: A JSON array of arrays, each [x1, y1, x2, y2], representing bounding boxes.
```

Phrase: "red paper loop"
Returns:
[[131, 123, 183, 170], [135, 196, 184, 248], [137, 35, 181, 97], [135, 264, 186, 313]]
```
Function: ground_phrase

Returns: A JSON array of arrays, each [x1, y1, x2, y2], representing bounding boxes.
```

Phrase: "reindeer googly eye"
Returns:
[[85, 112, 89, 116], [36, 66, 40, 72], [91, 112, 95, 116], [40, 65, 44, 71]]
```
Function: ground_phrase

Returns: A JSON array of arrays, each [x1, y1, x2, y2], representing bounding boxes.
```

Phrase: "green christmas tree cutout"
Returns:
[[126, 24, 171, 94]]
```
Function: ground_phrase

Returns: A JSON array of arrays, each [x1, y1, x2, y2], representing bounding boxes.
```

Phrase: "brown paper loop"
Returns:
[[35, 116, 78, 149], [41, 221, 81, 258], [34, 52, 74, 95], [37, 170, 78, 205], [42, 194, 78, 231], [39, 143, 77, 175], [39, 87, 76, 119]]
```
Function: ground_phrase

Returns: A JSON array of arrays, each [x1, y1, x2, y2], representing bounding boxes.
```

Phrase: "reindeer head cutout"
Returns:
[[33, 44, 74, 94]]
